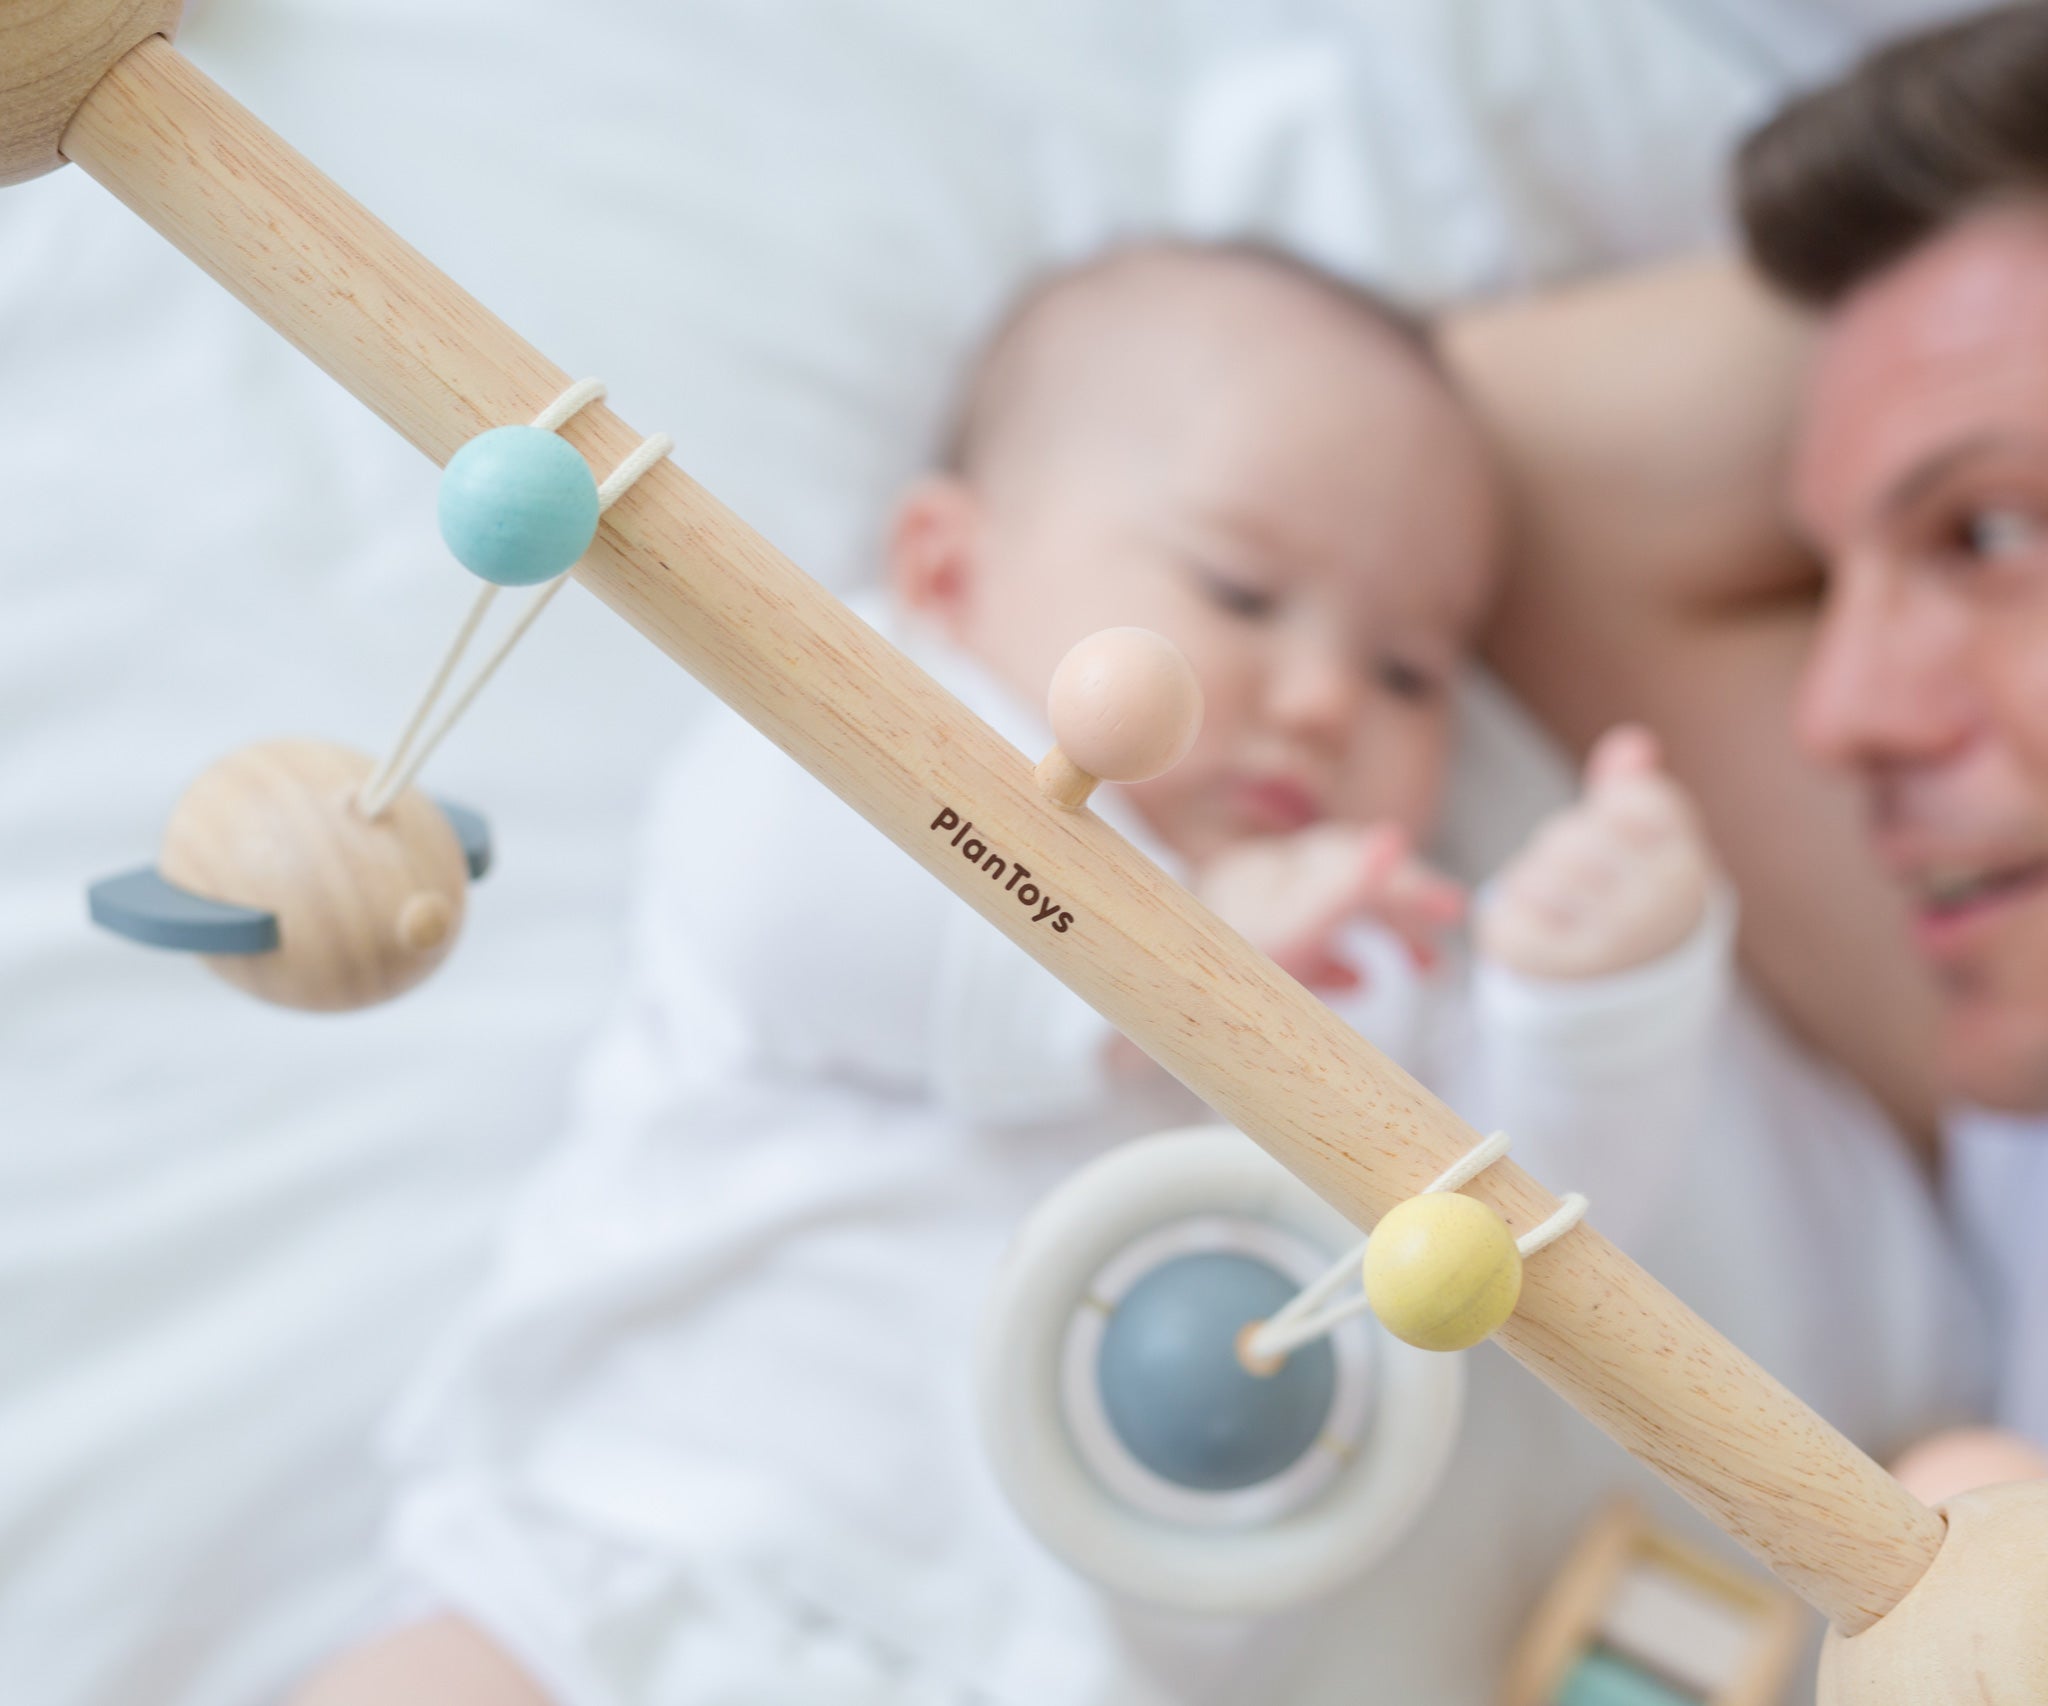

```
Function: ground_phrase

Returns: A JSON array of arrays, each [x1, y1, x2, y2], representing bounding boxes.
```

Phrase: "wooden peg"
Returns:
[[1036, 627, 1203, 809]]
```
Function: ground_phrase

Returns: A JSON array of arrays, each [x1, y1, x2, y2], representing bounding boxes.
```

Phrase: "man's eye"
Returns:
[[1962, 507, 2043, 561], [1375, 656, 1438, 701], [1194, 567, 1278, 620]]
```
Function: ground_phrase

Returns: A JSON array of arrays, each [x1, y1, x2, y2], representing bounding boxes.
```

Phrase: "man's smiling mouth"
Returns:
[[1916, 857, 2048, 914]]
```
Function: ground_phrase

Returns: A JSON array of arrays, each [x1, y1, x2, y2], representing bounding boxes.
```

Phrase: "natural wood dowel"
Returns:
[[61, 35, 1942, 1631], [1034, 747, 1098, 810]]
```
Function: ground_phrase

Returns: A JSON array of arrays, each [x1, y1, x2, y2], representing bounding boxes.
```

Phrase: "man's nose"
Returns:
[[1795, 566, 1975, 772]]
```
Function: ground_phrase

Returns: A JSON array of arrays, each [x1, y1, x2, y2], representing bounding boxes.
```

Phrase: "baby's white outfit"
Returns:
[[377, 604, 1814, 1706]]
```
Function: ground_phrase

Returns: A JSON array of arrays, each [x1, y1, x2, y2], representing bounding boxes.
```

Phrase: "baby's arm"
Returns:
[[1456, 728, 1732, 1249]]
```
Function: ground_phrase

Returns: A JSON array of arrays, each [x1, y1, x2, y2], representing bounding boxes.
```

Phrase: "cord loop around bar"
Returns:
[[1243, 1131, 1586, 1366], [356, 380, 671, 818]]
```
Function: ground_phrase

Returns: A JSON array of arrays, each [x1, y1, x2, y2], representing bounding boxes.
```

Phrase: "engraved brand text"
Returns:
[[930, 808, 1075, 932]]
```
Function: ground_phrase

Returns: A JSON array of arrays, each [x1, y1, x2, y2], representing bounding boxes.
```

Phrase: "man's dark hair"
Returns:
[[1737, 3, 2048, 305]]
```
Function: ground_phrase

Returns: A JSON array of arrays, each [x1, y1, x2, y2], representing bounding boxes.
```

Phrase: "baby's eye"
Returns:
[[1375, 656, 1440, 702], [1961, 507, 2044, 562], [1192, 565, 1278, 621]]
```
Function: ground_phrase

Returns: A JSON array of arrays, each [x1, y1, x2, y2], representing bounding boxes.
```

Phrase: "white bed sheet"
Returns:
[[0, 2, 1989, 1702]]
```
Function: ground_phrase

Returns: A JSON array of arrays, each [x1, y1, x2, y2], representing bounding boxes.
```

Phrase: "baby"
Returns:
[[302, 243, 1726, 1706]]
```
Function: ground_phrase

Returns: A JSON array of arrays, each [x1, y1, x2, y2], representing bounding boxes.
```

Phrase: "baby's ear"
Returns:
[[888, 475, 983, 642]]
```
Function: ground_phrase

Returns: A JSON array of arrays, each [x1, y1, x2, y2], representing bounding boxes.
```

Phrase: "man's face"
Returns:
[[1796, 206, 2048, 1110]]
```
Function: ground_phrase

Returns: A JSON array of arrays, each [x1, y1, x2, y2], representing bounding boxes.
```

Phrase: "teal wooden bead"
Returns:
[[438, 425, 601, 586]]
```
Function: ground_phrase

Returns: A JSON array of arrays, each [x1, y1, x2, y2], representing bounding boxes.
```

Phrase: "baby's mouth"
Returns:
[[1229, 775, 1322, 834]]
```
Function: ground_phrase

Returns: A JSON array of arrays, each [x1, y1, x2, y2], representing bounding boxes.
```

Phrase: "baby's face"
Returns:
[[898, 280, 1498, 866]]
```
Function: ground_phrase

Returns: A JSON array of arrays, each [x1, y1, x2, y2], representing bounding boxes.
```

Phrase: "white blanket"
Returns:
[[0, 2, 1989, 1701]]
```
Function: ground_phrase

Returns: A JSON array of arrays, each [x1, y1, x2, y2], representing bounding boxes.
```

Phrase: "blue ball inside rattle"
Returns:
[[1097, 1251, 1337, 1493], [439, 425, 601, 586]]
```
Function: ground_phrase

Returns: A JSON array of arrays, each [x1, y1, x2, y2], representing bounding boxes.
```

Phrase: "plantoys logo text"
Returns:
[[930, 807, 1074, 933]]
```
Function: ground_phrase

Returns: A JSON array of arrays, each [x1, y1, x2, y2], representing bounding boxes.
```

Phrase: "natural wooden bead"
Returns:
[[1037, 627, 1202, 808], [1363, 1192, 1524, 1352], [158, 739, 468, 1011], [1817, 1481, 2048, 1704], [396, 891, 456, 953], [0, 0, 183, 186]]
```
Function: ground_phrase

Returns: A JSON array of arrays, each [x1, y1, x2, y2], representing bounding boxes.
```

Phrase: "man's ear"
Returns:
[[888, 475, 983, 645]]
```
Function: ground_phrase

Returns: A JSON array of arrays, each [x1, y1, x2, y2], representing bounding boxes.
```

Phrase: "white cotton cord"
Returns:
[[531, 376, 606, 432], [356, 379, 670, 819], [355, 582, 499, 813], [358, 575, 574, 816], [1242, 1130, 1586, 1367], [1242, 1230, 1376, 1365], [1515, 1191, 1589, 1257], [599, 431, 674, 509], [1422, 1128, 1511, 1195]]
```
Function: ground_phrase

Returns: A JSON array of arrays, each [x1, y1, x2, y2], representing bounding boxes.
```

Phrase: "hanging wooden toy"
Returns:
[[979, 1124, 1465, 1612], [8, 8, 2048, 1700], [84, 375, 668, 1010]]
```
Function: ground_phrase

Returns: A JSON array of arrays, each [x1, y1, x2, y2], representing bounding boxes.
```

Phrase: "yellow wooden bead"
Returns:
[[1362, 1192, 1523, 1352]]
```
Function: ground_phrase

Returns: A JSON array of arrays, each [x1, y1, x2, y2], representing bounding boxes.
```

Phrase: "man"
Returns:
[[1746, 3, 2048, 1466], [1453, 3, 2048, 1463]]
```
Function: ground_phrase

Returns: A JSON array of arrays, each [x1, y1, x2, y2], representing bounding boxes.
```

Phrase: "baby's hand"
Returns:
[[1195, 823, 1466, 992], [1478, 727, 1716, 981]]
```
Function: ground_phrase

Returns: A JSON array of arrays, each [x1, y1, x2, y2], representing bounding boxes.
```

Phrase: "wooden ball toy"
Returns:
[[1096, 1249, 1337, 1493], [1036, 627, 1203, 809], [1363, 1192, 1523, 1352], [1817, 1481, 2048, 1704], [438, 424, 601, 585], [0, 0, 183, 186], [90, 740, 491, 1011]]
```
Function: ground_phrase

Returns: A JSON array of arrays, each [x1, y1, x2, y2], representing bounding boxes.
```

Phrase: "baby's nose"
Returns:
[[1265, 639, 1360, 734]]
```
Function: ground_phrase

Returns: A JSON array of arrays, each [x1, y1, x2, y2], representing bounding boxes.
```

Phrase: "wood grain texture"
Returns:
[[1817, 1483, 2048, 1702], [58, 36, 1942, 1631], [159, 740, 467, 1011], [0, 0, 181, 184], [1033, 747, 1098, 810]]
